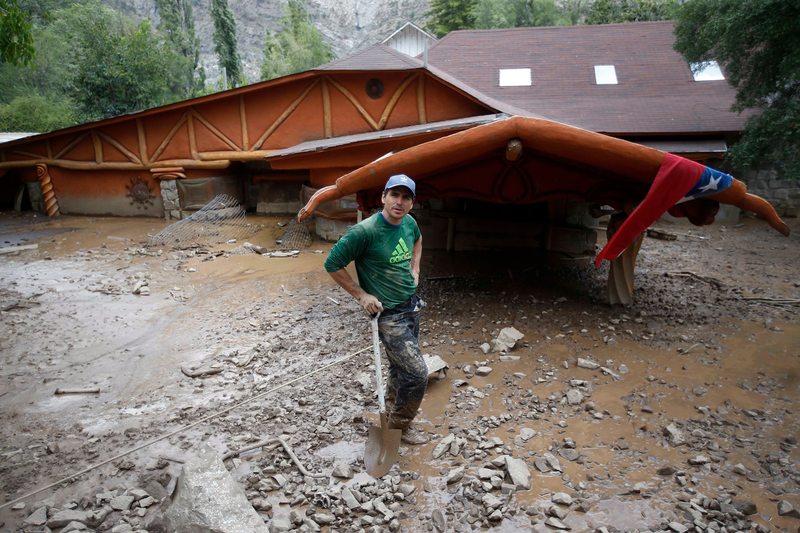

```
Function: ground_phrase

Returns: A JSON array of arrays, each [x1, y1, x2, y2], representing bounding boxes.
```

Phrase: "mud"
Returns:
[[0, 211, 797, 532]]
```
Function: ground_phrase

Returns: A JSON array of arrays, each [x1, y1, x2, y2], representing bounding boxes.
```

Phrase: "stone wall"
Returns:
[[743, 169, 800, 218], [159, 179, 181, 220]]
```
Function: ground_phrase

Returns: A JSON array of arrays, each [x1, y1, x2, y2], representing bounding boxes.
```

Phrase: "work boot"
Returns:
[[400, 427, 429, 445]]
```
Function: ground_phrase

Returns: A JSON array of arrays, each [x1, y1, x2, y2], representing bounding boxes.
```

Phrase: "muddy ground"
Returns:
[[0, 211, 798, 532]]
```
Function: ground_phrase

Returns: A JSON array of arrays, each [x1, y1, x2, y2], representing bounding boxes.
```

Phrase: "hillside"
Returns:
[[103, 0, 431, 84]]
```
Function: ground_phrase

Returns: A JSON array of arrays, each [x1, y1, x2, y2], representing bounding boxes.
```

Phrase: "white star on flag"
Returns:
[[698, 175, 722, 193]]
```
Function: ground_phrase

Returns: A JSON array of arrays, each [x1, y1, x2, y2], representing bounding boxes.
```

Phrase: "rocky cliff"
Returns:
[[104, 0, 431, 84]]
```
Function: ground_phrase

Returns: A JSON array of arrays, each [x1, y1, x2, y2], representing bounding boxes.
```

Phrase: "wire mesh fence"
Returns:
[[147, 194, 257, 248]]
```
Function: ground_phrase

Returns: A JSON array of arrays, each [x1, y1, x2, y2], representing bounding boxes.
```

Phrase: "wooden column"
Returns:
[[36, 164, 60, 217], [606, 212, 644, 305]]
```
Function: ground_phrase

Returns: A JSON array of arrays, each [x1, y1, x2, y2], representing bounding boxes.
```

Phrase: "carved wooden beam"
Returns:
[[36, 164, 60, 216]]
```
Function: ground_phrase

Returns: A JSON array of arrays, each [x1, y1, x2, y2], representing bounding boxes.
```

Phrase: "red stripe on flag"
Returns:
[[595, 153, 705, 267]]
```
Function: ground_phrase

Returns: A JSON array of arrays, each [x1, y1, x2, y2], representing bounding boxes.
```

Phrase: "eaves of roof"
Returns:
[[263, 113, 508, 161]]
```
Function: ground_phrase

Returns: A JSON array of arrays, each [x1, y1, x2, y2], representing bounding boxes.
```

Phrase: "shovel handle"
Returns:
[[371, 314, 386, 414]]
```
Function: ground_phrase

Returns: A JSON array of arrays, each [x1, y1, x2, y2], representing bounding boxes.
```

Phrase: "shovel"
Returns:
[[364, 313, 401, 477]]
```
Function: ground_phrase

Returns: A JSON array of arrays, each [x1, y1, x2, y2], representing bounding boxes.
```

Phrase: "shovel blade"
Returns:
[[364, 413, 401, 478]]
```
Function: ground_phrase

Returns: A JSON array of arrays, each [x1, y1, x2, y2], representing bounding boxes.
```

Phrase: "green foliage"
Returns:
[[474, 0, 565, 29], [584, 0, 679, 24], [260, 0, 333, 80], [74, 17, 180, 120], [674, 0, 800, 179], [426, 0, 477, 37], [211, 0, 242, 88], [0, 0, 36, 66], [0, 0, 190, 129], [156, 0, 201, 97], [0, 93, 77, 131]]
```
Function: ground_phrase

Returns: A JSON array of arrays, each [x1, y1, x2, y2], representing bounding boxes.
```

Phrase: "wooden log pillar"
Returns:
[[606, 212, 644, 305], [36, 164, 60, 217]]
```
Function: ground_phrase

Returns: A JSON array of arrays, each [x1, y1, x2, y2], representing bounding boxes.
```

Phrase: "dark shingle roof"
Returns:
[[317, 44, 425, 71], [426, 21, 751, 134]]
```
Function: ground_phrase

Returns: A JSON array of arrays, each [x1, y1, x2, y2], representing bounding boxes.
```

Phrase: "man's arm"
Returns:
[[328, 268, 383, 315], [411, 235, 422, 286]]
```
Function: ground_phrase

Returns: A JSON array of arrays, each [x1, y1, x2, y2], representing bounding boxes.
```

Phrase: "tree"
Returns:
[[260, 0, 333, 80], [0, 0, 35, 66], [211, 0, 242, 88], [584, 0, 679, 24], [156, 0, 201, 97], [674, 0, 800, 179], [474, 0, 564, 29], [0, 93, 77, 131], [426, 0, 477, 38]]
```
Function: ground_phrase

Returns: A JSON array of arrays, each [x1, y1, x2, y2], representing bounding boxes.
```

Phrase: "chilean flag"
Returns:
[[595, 153, 734, 266]]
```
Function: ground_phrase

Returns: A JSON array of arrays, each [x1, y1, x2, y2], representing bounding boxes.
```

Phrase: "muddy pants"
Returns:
[[378, 295, 427, 430]]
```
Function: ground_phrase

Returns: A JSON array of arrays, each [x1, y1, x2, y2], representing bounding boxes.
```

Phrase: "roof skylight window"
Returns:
[[499, 68, 531, 87], [691, 60, 725, 81], [594, 65, 618, 85]]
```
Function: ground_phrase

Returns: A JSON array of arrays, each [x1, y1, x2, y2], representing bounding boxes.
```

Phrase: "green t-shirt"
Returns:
[[324, 212, 420, 310]]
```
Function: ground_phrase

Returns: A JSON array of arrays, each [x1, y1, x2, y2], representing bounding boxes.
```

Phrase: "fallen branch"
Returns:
[[0, 244, 38, 254], [223, 437, 326, 478], [646, 229, 677, 241], [738, 297, 800, 306], [55, 387, 100, 395], [180, 365, 223, 378], [665, 271, 725, 290], [678, 343, 702, 355]]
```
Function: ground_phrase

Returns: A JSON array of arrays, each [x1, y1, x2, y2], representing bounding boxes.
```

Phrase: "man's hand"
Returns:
[[359, 294, 384, 315]]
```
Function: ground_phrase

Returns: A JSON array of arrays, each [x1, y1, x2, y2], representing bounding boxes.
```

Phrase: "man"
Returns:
[[324, 174, 429, 445]]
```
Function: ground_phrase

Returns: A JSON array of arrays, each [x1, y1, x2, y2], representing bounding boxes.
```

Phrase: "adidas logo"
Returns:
[[389, 238, 411, 264]]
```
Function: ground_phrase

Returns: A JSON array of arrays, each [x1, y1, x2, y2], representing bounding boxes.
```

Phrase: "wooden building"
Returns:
[[0, 21, 761, 264]]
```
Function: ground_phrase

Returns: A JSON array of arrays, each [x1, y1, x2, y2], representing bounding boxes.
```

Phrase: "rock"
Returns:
[[534, 457, 551, 473], [47, 509, 92, 529], [732, 463, 748, 475], [482, 493, 503, 510], [340, 487, 360, 510], [732, 499, 757, 515], [519, 428, 536, 441], [479, 343, 491, 354], [431, 508, 447, 531], [505, 456, 532, 490], [269, 515, 291, 532], [663, 423, 686, 446], [668, 522, 688, 533], [332, 461, 353, 479], [559, 448, 580, 461], [313, 512, 335, 525], [576, 358, 599, 370], [476, 366, 493, 376], [543, 452, 562, 472], [24, 507, 48, 527], [778, 500, 800, 518], [492, 327, 524, 352], [432, 434, 456, 459], [446, 466, 465, 484], [163, 444, 269, 532], [657, 465, 676, 476], [552, 492, 573, 506], [544, 516, 570, 530], [62, 521, 90, 532], [688, 455, 709, 465], [565, 389, 583, 405], [110, 495, 136, 511]]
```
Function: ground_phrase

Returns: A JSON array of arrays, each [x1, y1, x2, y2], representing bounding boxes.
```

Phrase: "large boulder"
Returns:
[[162, 444, 268, 532]]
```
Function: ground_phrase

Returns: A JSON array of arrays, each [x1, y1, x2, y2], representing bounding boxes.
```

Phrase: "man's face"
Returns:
[[381, 187, 414, 223]]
